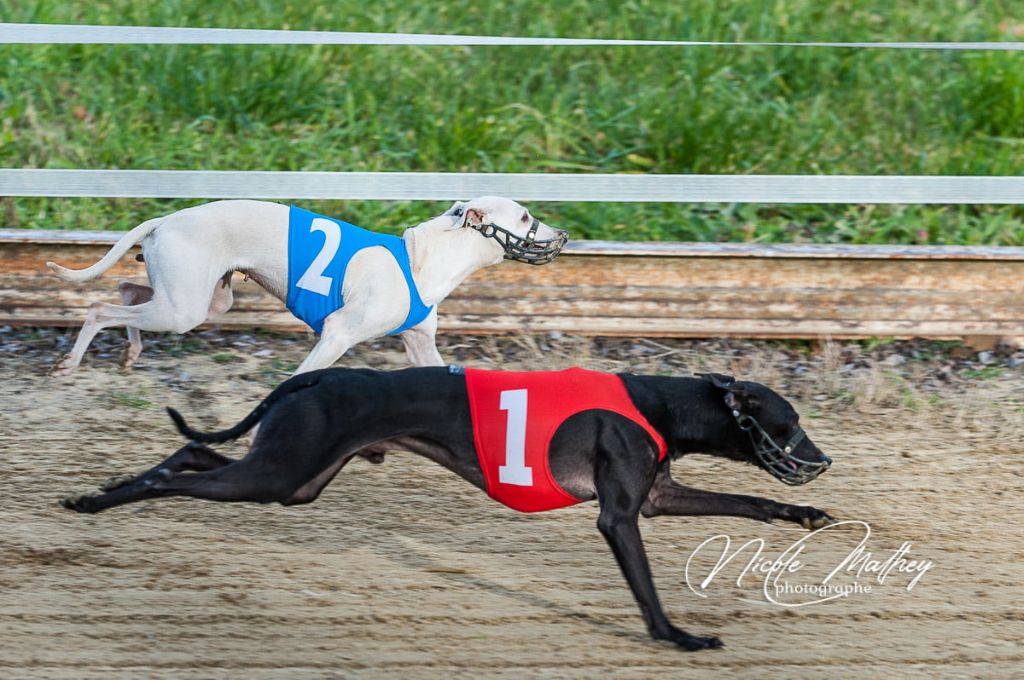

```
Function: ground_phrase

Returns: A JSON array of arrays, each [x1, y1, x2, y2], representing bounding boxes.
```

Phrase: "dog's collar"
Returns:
[[469, 217, 567, 265], [731, 410, 829, 486]]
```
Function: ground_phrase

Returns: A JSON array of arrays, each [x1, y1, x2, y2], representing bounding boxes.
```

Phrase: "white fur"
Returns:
[[47, 197, 561, 376]]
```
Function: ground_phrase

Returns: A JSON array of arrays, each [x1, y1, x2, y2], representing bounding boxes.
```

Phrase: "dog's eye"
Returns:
[[521, 212, 529, 223], [452, 206, 464, 217]]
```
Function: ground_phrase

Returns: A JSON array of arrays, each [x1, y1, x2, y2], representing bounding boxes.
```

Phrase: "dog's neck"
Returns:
[[621, 375, 748, 460], [402, 220, 504, 305]]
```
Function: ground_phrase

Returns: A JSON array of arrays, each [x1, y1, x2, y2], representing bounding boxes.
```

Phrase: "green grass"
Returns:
[[210, 352, 243, 364], [1, 0, 1023, 244], [108, 391, 152, 409], [962, 366, 1005, 379]]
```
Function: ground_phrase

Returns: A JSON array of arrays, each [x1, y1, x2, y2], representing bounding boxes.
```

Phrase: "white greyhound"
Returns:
[[47, 197, 567, 376]]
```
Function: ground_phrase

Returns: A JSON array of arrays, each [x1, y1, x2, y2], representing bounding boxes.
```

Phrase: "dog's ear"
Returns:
[[723, 384, 760, 414], [443, 202, 483, 232], [463, 207, 486, 228], [697, 372, 735, 389], [699, 373, 761, 413]]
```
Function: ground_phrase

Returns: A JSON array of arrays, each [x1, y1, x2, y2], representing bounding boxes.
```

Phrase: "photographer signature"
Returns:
[[683, 520, 933, 608]]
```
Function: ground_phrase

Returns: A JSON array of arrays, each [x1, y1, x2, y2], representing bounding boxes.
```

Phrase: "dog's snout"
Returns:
[[820, 453, 833, 466]]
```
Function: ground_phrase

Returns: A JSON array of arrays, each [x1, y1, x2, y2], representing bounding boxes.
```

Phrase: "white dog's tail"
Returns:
[[46, 217, 164, 283]]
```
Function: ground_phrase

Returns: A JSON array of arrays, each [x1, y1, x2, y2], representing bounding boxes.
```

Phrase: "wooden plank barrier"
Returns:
[[1, 229, 1022, 340]]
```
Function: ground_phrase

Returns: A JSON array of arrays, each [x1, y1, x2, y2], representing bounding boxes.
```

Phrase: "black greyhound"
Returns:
[[62, 368, 834, 651]]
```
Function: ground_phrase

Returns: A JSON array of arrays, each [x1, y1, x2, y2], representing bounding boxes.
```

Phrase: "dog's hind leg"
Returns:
[[117, 281, 153, 369], [64, 458, 296, 514], [640, 466, 833, 529], [52, 297, 206, 376], [52, 267, 219, 376], [98, 442, 234, 492], [66, 405, 342, 513], [52, 300, 142, 376], [593, 441, 723, 651]]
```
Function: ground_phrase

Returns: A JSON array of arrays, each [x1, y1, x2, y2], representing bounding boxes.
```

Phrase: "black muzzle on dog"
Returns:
[[732, 411, 830, 485], [470, 218, 568, 265]]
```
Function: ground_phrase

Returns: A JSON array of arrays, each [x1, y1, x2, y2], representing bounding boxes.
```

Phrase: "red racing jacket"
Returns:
[[464, 367, 668, 512]]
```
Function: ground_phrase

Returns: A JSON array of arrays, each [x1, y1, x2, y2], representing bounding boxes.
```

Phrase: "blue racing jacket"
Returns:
[[286, 205, 433, 335]]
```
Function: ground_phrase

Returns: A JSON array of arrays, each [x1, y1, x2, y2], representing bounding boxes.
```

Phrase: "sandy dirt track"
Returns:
[[1, 330, 1022, 679]]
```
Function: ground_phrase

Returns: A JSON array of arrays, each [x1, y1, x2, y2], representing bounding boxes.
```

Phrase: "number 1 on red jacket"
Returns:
[[498, 389, 533, 486]]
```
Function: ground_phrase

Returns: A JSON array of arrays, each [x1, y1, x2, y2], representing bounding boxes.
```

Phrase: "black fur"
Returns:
[[63, 367, 834, 651]]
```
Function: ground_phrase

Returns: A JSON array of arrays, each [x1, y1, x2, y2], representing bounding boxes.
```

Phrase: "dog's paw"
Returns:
[[60, 492, 99, 513], [49, 354, 78, 377], [119, 347, 141, 370], [98, 474, 137, 492], [653, 626, 724, 651], [777, 503, 835, 530], [798, 507, 836, 530]]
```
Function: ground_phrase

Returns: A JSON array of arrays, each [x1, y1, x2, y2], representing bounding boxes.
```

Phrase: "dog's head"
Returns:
[[699, 373, 832, 485], [443, 196, 568, 265]]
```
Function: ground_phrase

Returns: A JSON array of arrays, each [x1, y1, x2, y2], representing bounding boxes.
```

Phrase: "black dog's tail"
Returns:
[[166, 372, 324, 443], [166, 406, 262, 444]]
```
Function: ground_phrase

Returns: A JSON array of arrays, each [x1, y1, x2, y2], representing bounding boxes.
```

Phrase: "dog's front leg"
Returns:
[[293, 307, 376, 374], [399, 309, 444, 367], [641, 467, 833, 529], [594, 445, 723, 651], [294, 332, 352, 374], [293, 292, 403, 374]]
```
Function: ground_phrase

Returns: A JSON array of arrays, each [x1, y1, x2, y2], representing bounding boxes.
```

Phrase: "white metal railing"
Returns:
[[1, 23, 1021, 205], [3, 170, 1024, 203], [1, 23, 1023, 49]]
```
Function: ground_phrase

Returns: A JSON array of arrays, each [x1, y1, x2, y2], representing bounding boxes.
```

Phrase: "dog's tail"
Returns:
[[166, 372, 324, 444], [46, 216, 164, 282]]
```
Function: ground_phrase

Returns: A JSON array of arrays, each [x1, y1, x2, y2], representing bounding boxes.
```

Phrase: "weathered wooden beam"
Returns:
[[1, 229, 1022, 340]]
